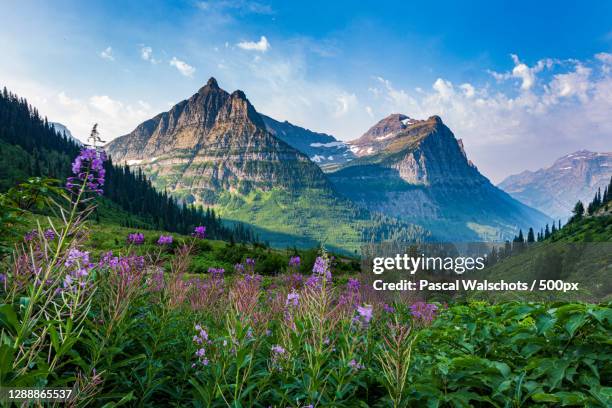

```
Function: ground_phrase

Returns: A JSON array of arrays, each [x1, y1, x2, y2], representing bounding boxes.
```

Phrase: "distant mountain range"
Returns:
[[106, 78, 551, 248], [261, 115, 354, 171], [499, 151, 612, 220]]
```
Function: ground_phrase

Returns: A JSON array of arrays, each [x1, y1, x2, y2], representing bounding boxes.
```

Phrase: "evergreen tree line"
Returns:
[[0, 87, 257, 242], [570, 177, 612, 222], [485, 177, 612, 266]]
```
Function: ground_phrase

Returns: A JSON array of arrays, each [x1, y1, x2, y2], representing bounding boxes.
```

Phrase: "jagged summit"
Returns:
[[198, 77, 220, 92]]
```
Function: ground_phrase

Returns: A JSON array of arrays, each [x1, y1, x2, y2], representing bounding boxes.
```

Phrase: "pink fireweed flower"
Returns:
[[193, 324, 210, 366], [286, 290, 299, 307], [192, 225, 206, 239], [288, 256, 301, 267], [347, 278, 360, 292], [354, 305, 373, 328], [245, 257, 255, 274], [43, 229, 56, 240], [157, 235, 173, 245], [410, 301, 438, 325], [127, 232, 145, 245], [349, 359, 365, 370], [62, 249, 94, 293], [383, 303, 395, 314], [312, 255, 332, 285], [66, 148, 106, 195], [271, 345, 285, 355], [208, 268, 225, 281], [24, 230, 37, 242]]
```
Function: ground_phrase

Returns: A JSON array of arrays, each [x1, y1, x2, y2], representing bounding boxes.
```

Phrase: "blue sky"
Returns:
[[1, 0, 611, 181]]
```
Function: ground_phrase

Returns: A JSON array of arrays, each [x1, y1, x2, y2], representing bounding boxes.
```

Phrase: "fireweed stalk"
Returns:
[[276, 249, 347, 406], [6, 146, 105, 378]]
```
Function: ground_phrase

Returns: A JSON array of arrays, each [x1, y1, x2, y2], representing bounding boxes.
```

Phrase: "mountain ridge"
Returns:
[[330, 115, 552, 240], [498, 150, 612, 220]]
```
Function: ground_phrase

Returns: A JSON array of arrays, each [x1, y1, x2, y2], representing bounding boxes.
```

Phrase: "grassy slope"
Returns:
[[479, 215, 612, 301], [16, 213, 361, 279]]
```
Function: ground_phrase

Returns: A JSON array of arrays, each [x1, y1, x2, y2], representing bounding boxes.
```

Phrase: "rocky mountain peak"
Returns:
[[199, 77, 220, 93], [358, 113, 410, 142]]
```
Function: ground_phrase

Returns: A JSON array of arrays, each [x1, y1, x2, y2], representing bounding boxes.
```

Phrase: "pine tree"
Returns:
[[527, 227, 535, 243]]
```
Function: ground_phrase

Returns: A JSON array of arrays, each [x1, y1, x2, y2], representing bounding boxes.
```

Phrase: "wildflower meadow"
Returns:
[[0, 148, 611, 407]]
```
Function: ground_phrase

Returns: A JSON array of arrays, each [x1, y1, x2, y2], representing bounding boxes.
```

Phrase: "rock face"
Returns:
[[261, 115, 355, 171], [330, 115, 552, 240], [105, 79, 426, 250], [349, 114, 419, 156], [106, 78, 327, 201], [498, 151, 612, 220]]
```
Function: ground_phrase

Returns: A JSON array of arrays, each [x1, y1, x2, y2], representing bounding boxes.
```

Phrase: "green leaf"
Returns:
[[0, 304, 20, 335]]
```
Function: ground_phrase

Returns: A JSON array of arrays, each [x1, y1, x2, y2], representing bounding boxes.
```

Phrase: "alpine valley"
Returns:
[[105, 78, 552, 249]]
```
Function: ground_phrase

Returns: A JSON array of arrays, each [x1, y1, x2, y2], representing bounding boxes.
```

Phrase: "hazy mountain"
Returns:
[[261, 114, 354, 171], [50, 122, 82, 145], [499, 150, 612, 220], [329, 115, 552, 241], [105, 78, 426, 250]]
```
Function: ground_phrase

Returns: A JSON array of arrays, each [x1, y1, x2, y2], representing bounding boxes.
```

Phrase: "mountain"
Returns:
[[261, 115, 354, 171], [329, 115, 552, 241], [49, 122, 82, 145], [105, 78, 426, 250], [349, 113, 419, 156], [0, 87, 251, 241], [498, 151, 612, 221]]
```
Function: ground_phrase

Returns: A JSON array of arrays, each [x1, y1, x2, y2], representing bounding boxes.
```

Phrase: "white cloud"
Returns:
[[460, 83, 475, 98], [489, 54, 554, 91], [370, 53, 612, 182], [99, 46, 114, 61], [140, 45, 159, 64], [169, 57, 196, 77], [334, 92, 358, 117], [237, 36, 270, 52]]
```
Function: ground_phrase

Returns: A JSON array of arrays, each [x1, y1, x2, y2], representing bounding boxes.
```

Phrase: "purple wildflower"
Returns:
[[349, 359, 365, 370], [354, 305, 373, 328], [208, 268, 225, 281], [192, 226, 206, 239], [43, 229, 56, 240], [62, 248, 94, 293], [24, 230, 37, 242], [312, 256, 332, 283], [286, 290, 299, 307], [410, 302, 438, 325], [127, 232, 145, 245], [66, 148, 106, 195], [383, 303, 395, 314], [347, 278, 360, 292], [234, 263, 245, 274], [193, 324, 210, 367], [271, 345, 285, 355], [157, 235, 173, 245], [289, 256, 301, 267]]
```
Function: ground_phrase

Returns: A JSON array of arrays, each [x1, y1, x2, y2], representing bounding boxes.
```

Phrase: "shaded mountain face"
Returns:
[[105, 78, 427, 250], [499, 151, 612, 220], [261, 115, 355, 171], [330, 115, 552, 241]]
